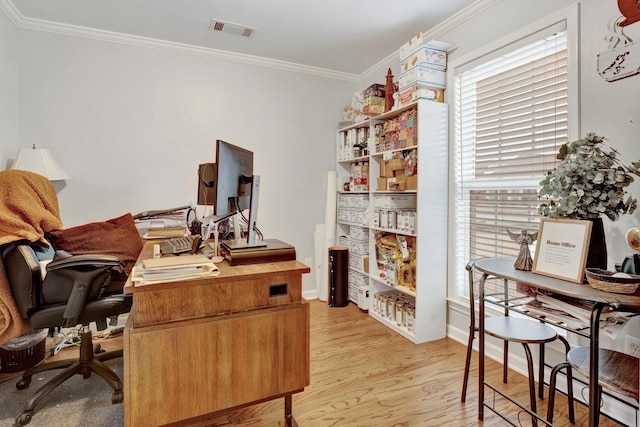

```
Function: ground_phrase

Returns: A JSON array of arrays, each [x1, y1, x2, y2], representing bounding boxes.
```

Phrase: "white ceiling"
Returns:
[[6, 0, 478, 76]]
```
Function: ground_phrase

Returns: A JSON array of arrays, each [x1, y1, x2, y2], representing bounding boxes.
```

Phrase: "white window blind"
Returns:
[[452, 30, 569, 297]]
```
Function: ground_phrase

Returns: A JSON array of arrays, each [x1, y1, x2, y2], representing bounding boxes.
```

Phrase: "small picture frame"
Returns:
[[532, 218, 593, 283]]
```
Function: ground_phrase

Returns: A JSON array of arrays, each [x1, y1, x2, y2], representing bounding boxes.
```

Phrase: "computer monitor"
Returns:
[[214, 140, 253, 215], [212, 140, 266, 249]]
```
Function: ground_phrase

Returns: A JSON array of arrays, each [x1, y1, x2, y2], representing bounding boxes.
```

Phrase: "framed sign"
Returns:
[[532, 218, 593, 283]]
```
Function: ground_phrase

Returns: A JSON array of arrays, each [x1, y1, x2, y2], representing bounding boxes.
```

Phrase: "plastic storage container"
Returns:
[[0, 329, 48, 373]]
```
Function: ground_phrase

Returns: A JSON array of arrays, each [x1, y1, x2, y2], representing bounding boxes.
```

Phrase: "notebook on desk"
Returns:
[[221, 239, 296, 266]]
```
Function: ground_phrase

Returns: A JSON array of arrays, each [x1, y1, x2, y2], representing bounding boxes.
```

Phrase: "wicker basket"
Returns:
[[585, 268, 640, 294], [0, 329, 48, 373]]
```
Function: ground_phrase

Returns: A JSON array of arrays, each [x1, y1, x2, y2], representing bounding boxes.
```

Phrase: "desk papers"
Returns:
[[132, 254, 219, 285]]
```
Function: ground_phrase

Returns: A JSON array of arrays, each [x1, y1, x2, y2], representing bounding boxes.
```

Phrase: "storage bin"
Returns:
[[350, 225, 368, 240], [0, 329, 48, 373], [349, 239, 368, 255], [348, 270, 369, 288], [373, 194, 417, 209]]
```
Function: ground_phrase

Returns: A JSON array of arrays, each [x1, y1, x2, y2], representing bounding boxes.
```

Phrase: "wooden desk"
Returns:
[[123, 242, 310, 426], [473, 257, 640, 427]]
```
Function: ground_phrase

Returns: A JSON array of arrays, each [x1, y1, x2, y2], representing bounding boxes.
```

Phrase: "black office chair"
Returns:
[[2, 241, 132, 426]]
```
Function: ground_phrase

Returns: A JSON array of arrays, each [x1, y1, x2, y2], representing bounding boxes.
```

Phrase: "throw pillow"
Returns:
[[47, 213, 143, 275]]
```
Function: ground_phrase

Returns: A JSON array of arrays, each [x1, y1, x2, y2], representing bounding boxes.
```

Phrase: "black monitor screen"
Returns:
[[214, 140, 253, 215]]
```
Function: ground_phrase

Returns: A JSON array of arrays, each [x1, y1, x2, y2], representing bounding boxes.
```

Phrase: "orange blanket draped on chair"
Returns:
[[0, 170, 63, 344]]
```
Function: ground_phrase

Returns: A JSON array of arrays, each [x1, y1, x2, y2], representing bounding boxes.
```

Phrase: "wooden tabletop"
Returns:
[[124, 241, 310, 295]]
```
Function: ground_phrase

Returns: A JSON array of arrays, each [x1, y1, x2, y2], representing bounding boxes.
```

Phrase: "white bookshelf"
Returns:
[[336, 99, 448, 343]]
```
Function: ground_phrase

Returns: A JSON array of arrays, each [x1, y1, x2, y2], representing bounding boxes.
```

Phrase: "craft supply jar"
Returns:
[[405, 304, 415, 332]]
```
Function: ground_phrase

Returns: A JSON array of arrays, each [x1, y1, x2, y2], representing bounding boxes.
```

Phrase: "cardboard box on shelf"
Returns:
[[399, 32, 424, 61], [384, 166, 395, 178], [401, 47, 448, 72], [398, 85, 445, 106], [388, 181, 407, 191], [363, 83, 386, 117], [387, 158, 404, 171], [407, 174, 417, 190], [363, 103, 384, 116], [377, 177, 388, 191], [399, 66, 446, 90], [394, 169, 406, 181]]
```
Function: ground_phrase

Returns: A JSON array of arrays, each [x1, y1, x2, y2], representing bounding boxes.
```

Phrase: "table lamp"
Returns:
[[11, 144, 70, 180]]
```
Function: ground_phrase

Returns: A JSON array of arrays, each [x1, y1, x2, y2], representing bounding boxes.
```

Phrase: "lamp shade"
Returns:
[[11, 145, 70, 181]]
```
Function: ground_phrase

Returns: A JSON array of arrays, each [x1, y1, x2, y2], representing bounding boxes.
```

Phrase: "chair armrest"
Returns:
[[47, 254, 121, 271], [44, 255, 124, 326]]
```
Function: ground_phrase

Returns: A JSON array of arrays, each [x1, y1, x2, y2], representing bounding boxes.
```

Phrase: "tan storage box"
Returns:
[[377, 177, 388, 191], [407, 174, 418, 190]]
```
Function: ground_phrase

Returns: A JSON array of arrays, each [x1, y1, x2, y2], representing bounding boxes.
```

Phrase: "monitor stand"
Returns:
[[222, 175, 268, 250], [222, 238, 268, 250]]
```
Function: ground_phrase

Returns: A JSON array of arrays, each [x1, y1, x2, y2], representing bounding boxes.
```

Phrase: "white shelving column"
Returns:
[[337, 99, 448, 344]]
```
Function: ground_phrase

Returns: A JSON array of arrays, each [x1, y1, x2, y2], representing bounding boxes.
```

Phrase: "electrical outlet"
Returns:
[[625, 335, 640, 358]]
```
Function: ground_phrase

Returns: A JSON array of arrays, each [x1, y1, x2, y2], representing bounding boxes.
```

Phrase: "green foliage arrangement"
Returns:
[[538, 132, 640, 221]]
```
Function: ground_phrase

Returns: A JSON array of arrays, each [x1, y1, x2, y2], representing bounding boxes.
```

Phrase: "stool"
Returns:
[[462, 261, 558, 403], [484, 316, 558, 417], [462, 260, 574, 425], [547, 347, 639, 424]]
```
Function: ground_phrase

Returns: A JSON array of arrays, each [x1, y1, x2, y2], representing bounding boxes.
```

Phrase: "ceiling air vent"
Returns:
[[209, 19, 256, 38]]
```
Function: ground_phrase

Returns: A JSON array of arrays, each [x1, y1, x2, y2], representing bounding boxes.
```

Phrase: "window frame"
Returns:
[[446, 4, 580, 303]]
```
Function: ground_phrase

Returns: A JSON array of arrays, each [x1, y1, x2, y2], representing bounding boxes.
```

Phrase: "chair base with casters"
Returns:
[[3, 242, 132, 426], [14, 327, 124, 426], [547, 347, 639, 425]]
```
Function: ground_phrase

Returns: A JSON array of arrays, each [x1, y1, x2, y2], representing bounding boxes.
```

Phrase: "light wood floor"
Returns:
[[193, 300, 622, 427], [3, 300, 625, 426]]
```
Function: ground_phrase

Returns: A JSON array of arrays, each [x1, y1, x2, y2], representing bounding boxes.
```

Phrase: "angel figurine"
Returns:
[[507, 228, 538, 271]]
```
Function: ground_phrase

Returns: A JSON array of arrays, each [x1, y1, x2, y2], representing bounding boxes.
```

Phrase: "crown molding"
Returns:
[[423, 0, 501, 42], [0, 0, 360, 82], [1, 0, 498, 83], [0, 0, 20, 25], [360, 0, 500, 81]]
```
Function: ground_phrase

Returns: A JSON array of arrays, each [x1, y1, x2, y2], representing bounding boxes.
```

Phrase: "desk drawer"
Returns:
[[124, 301, 309, 427], [131, 271, 303, 327]]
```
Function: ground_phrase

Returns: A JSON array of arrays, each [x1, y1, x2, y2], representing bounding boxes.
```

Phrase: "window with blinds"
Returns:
[[452, 29, 571, 298]]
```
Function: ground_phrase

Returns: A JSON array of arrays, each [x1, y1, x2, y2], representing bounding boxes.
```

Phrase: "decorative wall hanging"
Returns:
[[597, 0, 640, 82]]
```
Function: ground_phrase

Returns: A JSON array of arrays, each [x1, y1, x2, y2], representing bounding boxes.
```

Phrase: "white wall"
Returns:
[[0, 10, 18, 167], [4, 0, 640, 333], [6, 28, 358, 296]]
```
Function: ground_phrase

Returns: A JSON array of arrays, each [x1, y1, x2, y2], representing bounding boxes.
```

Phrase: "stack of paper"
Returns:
[[536, 294, 617, 325], [523, 299, 587, 329], [132, 254, 219, 285]]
